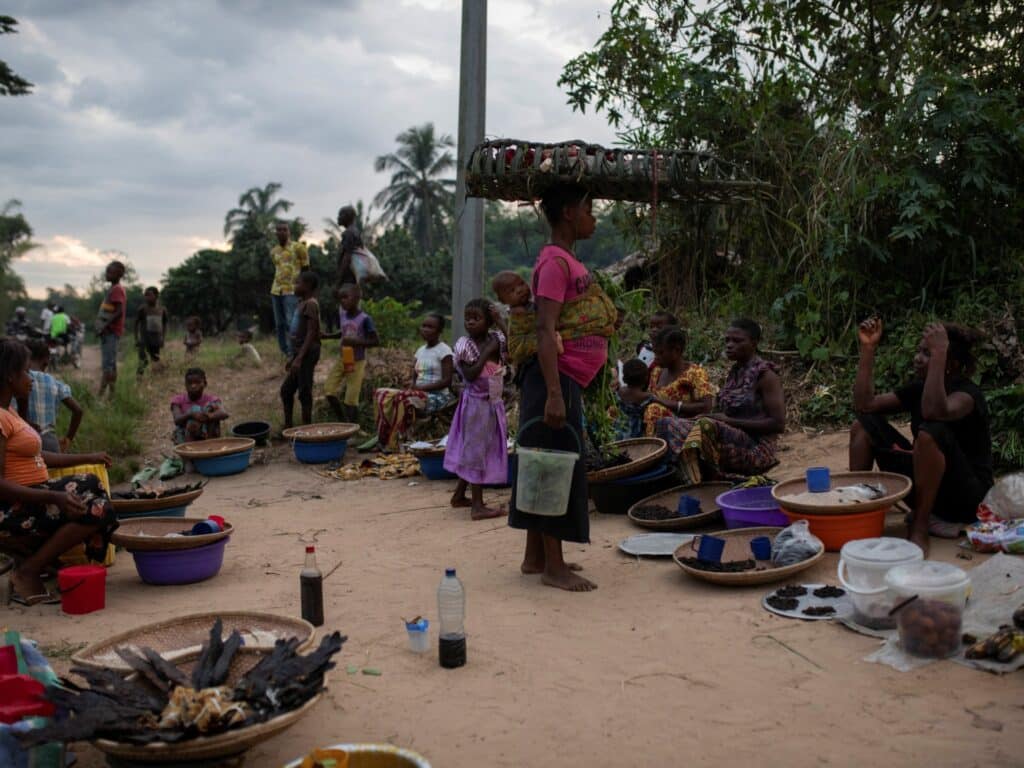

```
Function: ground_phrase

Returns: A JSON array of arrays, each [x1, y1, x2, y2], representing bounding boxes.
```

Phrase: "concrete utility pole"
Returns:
[[451, 0, 486, 341]]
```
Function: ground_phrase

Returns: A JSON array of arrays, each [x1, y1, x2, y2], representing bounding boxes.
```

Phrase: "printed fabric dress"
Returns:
[[642, 363, 717, 436], [443, 334, 508, 485]]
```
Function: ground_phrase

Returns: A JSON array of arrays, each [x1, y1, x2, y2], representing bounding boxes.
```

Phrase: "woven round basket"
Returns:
[[627, 482, 732, 531], [110, 487, 204, 515], [93, 692, 322, 763], [174, 437, 255, 460], [72, 611, 315, 673], [111, 517, 233, 552], [672, 526, 825, 586], [771, 471, 912, 515], [587, 438, 667, 484], [282, 422, 360, 443]]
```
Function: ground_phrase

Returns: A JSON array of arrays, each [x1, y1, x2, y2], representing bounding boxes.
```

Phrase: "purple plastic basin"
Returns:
[[130, 537, 228, 585], [716, 486, 788, 529]]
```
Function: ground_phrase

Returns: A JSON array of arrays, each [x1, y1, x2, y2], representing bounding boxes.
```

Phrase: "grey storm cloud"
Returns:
[[0, 0, 618, 296]]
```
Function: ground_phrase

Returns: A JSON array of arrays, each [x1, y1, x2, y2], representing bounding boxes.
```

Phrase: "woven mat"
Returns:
[[318, 453, 421, 482]]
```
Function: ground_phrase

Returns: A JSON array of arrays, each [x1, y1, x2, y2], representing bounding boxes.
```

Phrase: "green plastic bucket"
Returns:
[[514, 418, 581, 517]]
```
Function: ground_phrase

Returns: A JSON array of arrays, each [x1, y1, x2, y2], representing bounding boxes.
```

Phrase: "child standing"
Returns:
[[444, 299, 508, 520], [171, 368, 229, 443], [281, 271, 322, 430], [96, 260, 126, 397], [16, 340, 83, 453], [135, 286, 168, 376], [184, 316, 203, 357], [636, 311, 679, 367], [321, 283, 379, 423]]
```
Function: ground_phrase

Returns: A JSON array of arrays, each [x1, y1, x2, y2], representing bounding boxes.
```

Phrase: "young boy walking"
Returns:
[[321, 283, 379, 423], [281, 271, 322, 430], [96, 260, 126, 396], [135, 286, 168, 376], [17, 339, 83, 453]]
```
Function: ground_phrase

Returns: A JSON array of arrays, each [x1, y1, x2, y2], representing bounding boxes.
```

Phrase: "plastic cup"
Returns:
[[208, 515, 227, 530], [750, 536, 772, 560], [405, 618, 430, 653], [190, 520, 221, 536], [806, 467, 831, 493], [693, 535, 726, 564], [676, 494, 701, 517]]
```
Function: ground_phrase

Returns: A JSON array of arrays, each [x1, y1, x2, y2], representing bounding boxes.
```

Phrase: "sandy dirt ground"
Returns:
[[5, 346, 1022, 767]]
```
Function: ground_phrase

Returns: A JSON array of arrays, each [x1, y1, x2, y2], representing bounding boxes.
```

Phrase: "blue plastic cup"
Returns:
[[693, 535, 726, 564], [750, 536, 772, 560], [677, 494, 702, 517], [190, 520, 221, 536], [806, 467, 831, 493]]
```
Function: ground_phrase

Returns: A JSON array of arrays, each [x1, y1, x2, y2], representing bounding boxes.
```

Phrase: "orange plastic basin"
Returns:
[[781, 507, 887, 552]]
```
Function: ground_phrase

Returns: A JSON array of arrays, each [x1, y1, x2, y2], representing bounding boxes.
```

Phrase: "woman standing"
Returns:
[[509, 183, 616, 593], [655, 319, 785, 483]]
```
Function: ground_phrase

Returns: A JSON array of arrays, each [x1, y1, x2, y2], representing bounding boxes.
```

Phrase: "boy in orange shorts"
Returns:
[[321, 283, 379, 423]]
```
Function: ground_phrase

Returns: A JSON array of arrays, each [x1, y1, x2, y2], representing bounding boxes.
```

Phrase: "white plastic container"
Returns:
[[885, 561, 971, 658], [837, 537, 923, 629]]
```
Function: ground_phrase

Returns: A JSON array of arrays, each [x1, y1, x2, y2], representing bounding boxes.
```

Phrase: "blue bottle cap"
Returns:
[[445, 568, 456, 577]]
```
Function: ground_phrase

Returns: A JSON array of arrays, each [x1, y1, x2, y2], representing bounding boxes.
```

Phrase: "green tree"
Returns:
[[0, 199, 36, 319], [373, 123, 456, 254], [223, 182, 293, 241], [1, 16, 32, 96]]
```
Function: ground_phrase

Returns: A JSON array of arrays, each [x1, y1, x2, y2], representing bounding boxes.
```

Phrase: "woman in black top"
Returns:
[[850, 318, 992, 554]]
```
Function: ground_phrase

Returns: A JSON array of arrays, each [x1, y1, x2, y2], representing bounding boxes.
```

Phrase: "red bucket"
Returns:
[[58, 564, 106, 614]]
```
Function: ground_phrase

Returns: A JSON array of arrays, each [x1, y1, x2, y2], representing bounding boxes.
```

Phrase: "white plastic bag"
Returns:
[[977, 471, 1024, 522], [351, 247, 387, 284], [771, 519, 823, 567]]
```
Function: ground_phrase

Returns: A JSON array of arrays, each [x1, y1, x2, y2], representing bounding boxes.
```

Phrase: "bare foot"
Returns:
[[10, 569, 47, 602], [521, 561, 583, 575], [541, 568, 597, 592], [471, 506, 507, 521], [450, 496, 472, 508]]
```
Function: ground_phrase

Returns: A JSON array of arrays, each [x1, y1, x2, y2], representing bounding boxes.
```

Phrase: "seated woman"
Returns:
[[850, 318, 992, 553], [655, 319, 785, 483], [642, 326, 716, 435], [0, 339, 116, 606], [171, 368, 228, 444], [372, 314, 454, 451]]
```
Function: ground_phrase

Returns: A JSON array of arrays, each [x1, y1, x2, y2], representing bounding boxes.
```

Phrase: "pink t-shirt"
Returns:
[[532, 244, 608, 387]]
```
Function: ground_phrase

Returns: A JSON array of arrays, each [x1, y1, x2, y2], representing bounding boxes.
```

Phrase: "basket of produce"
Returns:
[[672, 526, 825, 586], [72, 611, 316, 673], [174, 438, 255, 477], [771, 471, 912, 515], [466, 139, 769, 203], [23, 620, 345, 765], [283, 423, 359, 464], [110, 482, 205, 519], [586, 437, 667, 484], [627, 482, 732, 531]]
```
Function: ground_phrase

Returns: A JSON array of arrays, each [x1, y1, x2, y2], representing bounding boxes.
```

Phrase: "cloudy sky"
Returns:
[[1, 0, 620, 297]]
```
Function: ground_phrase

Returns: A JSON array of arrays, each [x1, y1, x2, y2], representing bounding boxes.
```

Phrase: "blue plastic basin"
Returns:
[[293, 439, 348, 464], [418, 453, 456, 480], [193, 449, 252, 477]]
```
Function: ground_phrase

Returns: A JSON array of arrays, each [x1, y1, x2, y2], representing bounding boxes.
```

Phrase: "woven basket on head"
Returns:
[[672, 526, 825, 586], [111, 517, 233, 552], [627, 482, 731, 531], [282, 422, 360, 444], [587, 438, 667, 484], [772, 471, 912, 516], [174, 437, 255, 460], [110, 487, 204, 516], [466, 139, 771, 204], [72, 611, 315, 673]]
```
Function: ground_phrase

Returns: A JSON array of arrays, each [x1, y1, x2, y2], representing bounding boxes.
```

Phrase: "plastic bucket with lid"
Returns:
[[837, 537, 923, 629], [886, 561, 971, 658], [57, 564, 106, 614], [514, 418, 580, 517]]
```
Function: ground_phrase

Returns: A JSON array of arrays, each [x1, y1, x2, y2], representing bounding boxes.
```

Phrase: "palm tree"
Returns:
[[373, 124, 456, 253], [223, 182, 293, 240]]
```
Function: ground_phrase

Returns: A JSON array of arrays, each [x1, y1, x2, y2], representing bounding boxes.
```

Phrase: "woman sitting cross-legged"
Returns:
[[641, 325, 716, 436], [850, 318, 993, 554], [654, 319, 785, 483], [0, 339, 117, 606]]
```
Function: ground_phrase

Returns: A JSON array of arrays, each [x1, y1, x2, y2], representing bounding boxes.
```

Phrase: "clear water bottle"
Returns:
[[437, 568, 466, 668], [300, 545, 324, 627]]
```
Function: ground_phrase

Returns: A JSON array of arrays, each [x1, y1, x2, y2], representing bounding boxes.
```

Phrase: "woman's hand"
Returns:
[[543, 392, 567, 430], [923, 322, 949, 355], [86, 452, 113, 467], [54, 490, 87, 519], [488, 303, 502, 326], [858, 317, 883, 349]]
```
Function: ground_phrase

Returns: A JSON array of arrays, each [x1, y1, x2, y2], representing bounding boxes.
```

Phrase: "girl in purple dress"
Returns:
[[444, 299, 508, 520]]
